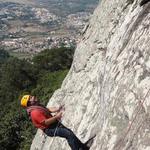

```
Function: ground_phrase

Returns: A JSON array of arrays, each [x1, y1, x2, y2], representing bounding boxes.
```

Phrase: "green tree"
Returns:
[[0, 101, 36, 150], [0, 49, 10, 64], [0, 57, 38, 105], [32, 47, 74, 72], [32, 70, 68, 105], [0, 46, 74, 149]]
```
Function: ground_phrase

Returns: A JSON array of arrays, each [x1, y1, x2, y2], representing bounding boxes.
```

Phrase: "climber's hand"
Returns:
[[58, 104, 65, 112], [56, 111, 63, 120]]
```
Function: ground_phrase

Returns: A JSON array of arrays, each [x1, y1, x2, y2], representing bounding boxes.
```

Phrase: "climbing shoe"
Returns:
[[140, 0, 150, 6]]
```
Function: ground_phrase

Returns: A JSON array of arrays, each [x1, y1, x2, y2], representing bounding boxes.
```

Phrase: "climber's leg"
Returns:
[[44, 124, 85, 150]]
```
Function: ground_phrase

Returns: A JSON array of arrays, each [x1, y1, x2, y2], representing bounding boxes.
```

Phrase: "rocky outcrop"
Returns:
[[31, 0, 150, 150]]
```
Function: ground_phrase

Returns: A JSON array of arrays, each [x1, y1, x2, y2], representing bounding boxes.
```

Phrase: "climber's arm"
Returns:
[[44, 111, 62, 126]]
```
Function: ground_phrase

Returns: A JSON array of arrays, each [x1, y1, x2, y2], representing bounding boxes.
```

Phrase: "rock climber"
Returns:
[[20, 95, 90, 150]]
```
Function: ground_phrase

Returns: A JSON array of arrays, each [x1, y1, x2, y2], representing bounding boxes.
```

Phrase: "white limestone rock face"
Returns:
[[31, 0, 150, 150]]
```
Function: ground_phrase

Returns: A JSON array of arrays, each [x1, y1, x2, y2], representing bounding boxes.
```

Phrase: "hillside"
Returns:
[[0, 47, 75, 150], [31, 0, 150, 150]]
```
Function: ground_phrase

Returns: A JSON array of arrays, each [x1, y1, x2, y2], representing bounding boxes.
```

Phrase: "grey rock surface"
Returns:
[[31, 0, 150, 150]]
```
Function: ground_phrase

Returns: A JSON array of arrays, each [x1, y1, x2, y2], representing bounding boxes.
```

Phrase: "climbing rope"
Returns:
[[41, 105, 65, 150], [116, 88, 150, 150], [40, 121, 61, 150]]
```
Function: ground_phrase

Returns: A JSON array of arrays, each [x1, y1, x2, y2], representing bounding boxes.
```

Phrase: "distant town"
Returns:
[[0, 1, 98, 55], [1, 36, 77, 53]]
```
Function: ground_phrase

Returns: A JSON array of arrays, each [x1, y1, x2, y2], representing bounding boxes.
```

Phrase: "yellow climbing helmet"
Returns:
[[21, 95, 30, 107]]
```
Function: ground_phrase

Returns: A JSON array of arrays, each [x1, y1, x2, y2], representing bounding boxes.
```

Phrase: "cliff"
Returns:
[[31, 0, 150, 150]]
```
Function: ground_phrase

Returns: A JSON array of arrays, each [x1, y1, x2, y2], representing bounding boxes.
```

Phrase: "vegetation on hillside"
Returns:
[[0, 47, 74, 150]]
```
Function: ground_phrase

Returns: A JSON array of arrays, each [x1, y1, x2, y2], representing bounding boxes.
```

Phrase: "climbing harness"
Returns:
[[116, 88, 150, 150]]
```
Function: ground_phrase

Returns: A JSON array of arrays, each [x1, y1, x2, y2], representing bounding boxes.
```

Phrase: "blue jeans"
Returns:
[[44, 122, 86, 150]]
